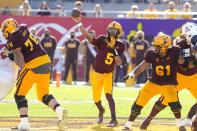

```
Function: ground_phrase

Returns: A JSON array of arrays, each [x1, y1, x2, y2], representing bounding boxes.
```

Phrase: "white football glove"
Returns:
[[123, 71, 135, 81]]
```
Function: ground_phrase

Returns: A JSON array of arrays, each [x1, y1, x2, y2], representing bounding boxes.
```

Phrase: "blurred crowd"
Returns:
[[1, 0, 197, 19]]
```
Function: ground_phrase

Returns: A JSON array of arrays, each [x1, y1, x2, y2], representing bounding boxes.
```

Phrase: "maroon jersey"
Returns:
[[145, 46, 181, 85], [6, 25, 47, 63], [176, 39, 197, 76], [91, 35, 125, 73]]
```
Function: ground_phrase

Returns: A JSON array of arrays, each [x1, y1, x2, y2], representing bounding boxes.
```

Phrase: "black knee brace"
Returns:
[[168, 101, 182, 113], [14, 95, 28, 109], [131, 102, 143, 116], [42, 94, 54, 105], [155, 100, 167, 111]]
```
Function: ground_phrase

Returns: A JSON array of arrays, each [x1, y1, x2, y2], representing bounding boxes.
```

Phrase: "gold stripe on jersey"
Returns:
[[25, 54, 51, 69]]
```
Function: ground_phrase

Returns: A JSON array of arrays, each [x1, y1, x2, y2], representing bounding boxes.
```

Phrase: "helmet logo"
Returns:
[[163, 38, 168, 44], [185, 26, 190, 33]]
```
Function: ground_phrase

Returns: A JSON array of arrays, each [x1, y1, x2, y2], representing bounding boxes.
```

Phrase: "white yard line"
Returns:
[[1, 96, 195, 104], [57, 83, 192, 93]]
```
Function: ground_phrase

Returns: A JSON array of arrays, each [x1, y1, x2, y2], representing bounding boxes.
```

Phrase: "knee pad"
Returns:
[[155, 100, 167, 111], [131, 102, 143, 116], [14, 95, 28, 109], [42, 94, 54, 105], [168, 101, 182, 113]]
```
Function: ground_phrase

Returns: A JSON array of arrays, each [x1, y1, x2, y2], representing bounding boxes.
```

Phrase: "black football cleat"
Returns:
[[97, 109, 105, 124], [140, 118, 151, 130], [106, 119, 118, 127]]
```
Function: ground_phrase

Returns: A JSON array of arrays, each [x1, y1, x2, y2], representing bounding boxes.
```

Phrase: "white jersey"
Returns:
[[0, 30, 18, 100], [0, 30, 13, 66]]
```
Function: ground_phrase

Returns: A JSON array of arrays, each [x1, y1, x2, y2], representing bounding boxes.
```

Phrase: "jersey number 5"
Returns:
[[24, 33, 39, 51], [105, 53, 114, 65], [155, 65, 170, 76]]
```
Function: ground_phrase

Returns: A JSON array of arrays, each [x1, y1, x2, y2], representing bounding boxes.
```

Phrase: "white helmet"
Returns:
[[181, 22, 197, 44]]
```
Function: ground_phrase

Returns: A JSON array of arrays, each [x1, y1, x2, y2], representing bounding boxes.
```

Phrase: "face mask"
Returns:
[[71, 35, 75, 38], [108, 28, 118, 37], [45, 32, 49, 37], [138, 36, 143, 40]]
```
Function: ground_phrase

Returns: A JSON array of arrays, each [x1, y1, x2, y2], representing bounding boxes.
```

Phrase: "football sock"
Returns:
[[111, 114, 116, 121], [95, 101, 104, 112], [188, 103, 197, 119], [106, 93, 116, 119], [128, 113, 138, 121], [148, 104, 164, 120]]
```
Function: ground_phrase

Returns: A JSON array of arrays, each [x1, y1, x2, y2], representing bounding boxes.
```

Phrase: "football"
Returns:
[[71, 8, 81, 18]]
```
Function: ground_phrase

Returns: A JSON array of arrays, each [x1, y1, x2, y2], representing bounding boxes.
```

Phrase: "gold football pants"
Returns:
[[161, 72, 197, 105], [92, 71, 113, 102], [135, 81, 178, 107], [15, 68, 50, 101]]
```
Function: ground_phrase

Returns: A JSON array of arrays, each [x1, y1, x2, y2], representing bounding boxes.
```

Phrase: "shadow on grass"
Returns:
[[90, 124, 118, 131]]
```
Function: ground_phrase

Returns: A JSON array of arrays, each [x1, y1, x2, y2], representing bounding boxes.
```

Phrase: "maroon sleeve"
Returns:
[[144, 50, 153, 63], [117, 42, 125, 57], [172, 46, 181, 59], [176, 39, 190, 49], [6, 33, 20, 51], [91, 35, 103, 47]]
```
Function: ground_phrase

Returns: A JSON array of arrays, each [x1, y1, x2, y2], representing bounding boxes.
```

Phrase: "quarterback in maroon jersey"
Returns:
[[72, 15, 125, 127]]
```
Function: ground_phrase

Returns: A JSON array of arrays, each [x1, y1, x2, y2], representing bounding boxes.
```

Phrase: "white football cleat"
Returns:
[[11, 122, 30, 131], [122, 121, 132, 130], [181, 118, 192, 126], [58, 109, 68, 131]]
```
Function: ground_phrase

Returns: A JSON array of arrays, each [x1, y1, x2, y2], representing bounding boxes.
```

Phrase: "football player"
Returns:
[[139, 22, 197, 131], [122, 33, 186, 131], [72, 15, 125, 126], [1, 18, 67, 131], [0, 29, 17, 100]]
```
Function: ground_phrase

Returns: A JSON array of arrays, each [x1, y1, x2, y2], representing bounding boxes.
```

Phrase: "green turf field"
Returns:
[[0, 83, 195, 119]]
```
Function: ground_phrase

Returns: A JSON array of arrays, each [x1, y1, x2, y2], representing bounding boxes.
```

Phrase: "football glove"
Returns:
[[123, 71, 135, 81]]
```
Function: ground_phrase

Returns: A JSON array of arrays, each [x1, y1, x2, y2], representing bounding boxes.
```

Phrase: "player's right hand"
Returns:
[[72, 14, 82, 24]]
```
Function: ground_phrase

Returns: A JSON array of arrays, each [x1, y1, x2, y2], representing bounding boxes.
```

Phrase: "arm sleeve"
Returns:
[[6, 35, 20, 51], [144, 50, 153, 63], [118, 43, 125, 57]]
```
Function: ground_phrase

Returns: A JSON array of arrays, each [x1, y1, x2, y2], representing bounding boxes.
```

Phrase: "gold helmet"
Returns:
[[1, 18, 18, 39], [107, 21, 122, 38], [154, 33, 171, 53]]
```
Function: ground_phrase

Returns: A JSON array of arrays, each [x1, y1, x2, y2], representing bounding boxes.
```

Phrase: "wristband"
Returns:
[[77, 22, 82, 27], [112, 48, 119, 56]]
